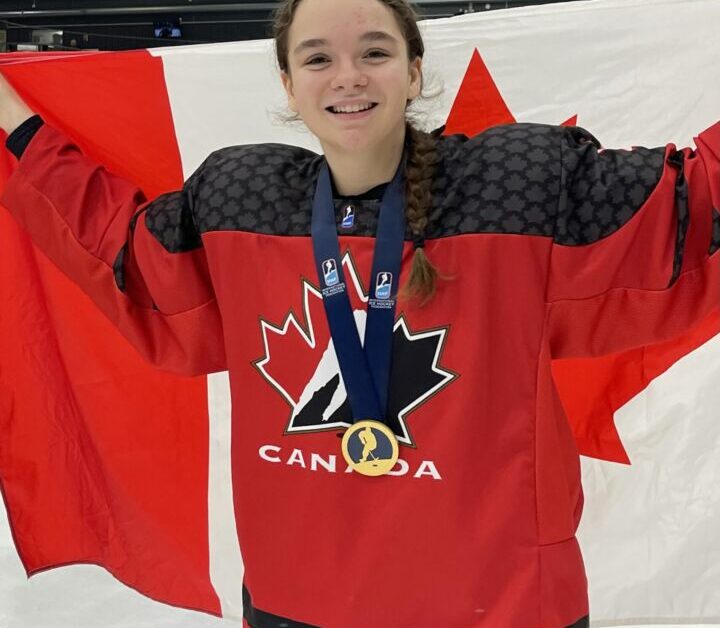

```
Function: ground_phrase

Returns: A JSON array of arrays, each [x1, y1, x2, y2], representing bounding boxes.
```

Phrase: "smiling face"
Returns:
[[280, 0, 422, 157]]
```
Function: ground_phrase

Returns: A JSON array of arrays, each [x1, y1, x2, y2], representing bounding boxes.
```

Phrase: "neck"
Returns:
[[323, 125, 406, 197]]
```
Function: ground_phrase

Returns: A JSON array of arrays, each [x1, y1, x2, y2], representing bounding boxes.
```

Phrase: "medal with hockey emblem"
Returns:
[[341, 420, 399, 476]]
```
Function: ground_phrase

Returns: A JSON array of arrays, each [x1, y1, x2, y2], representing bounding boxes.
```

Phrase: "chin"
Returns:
[[327, 128, 385, 154]]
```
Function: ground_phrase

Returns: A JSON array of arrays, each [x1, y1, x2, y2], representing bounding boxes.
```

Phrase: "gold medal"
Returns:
[[341, 420, 399, 477]]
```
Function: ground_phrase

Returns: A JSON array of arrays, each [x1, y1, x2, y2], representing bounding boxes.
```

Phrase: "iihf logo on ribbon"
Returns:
[[341, 205, 355, 229], [322, 259, 339, 286], [375, 272, 393, 300]]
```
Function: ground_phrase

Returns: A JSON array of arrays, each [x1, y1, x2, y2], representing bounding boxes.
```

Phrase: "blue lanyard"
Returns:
[[311, 158, 406, 424]]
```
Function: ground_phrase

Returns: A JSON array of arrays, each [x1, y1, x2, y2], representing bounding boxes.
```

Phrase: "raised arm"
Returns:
[[0, 76, 226, 375], [546, 124, 720, 359], [0, 74, 35, 136]]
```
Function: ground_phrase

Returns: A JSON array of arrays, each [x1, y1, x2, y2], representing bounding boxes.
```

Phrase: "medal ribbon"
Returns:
[[311, 158, 406, 424]]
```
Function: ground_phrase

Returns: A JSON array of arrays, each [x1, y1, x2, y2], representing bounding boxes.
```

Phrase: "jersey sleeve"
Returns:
[[546, 123, 720, 359], [0, 123, 226, 376]]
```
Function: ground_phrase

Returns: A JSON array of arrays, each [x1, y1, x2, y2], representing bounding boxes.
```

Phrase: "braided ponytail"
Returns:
[[273, 0, 446, 304], [401, 122, 442, 305]]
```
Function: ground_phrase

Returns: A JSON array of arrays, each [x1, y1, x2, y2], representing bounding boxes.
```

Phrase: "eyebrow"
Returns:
[[292, 31, 399, 56]]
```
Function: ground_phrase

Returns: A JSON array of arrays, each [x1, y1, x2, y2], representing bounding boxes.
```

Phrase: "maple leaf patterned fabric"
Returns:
[[139, 123, 668, 254]]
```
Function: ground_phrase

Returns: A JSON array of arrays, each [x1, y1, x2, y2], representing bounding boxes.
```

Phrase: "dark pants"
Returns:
[[244, 585, 591, 628]]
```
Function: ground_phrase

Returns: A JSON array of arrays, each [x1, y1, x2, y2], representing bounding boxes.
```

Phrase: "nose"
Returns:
[[330, 57, 369, 91]]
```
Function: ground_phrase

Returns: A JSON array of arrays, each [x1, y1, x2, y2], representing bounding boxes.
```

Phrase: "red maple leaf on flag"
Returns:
[[444, 49, 577, 136], [442, 49, 720, 465]]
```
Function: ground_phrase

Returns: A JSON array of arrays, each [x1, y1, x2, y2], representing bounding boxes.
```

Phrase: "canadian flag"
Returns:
[[1, 0, 719, 626]]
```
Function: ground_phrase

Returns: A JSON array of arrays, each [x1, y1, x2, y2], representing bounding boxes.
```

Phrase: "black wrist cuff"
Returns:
[[6, 114, 45, 160]]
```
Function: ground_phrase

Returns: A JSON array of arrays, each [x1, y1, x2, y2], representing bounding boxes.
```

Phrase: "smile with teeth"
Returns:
[[328, 103, 378, 114]]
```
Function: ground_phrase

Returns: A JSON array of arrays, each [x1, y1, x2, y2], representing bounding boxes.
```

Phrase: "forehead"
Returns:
[[289, 0, 403, 46]]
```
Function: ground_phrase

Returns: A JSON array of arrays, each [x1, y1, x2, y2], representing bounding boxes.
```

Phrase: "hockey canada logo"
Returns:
[[253, 252, 458, 447]]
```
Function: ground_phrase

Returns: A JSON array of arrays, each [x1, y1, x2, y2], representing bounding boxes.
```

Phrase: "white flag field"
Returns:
[[0, 0, 719, 626]]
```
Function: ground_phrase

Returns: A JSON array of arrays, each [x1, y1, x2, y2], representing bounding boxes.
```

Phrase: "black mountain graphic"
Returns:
[[290, 324, 449, 441], [293, 374, 347, 427]]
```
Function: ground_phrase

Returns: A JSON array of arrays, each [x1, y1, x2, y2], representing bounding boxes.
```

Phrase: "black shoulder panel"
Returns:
[[144, 151, 211, 254], [181, 125, 565, 242], [426, 123, 562, 239], [556, 127, 667, 246], [194, 143, 322, 236], [144, 189, 203, 253], [665, 149, 689, 287], [142, 124, 676, 252], [144, 143, 322, 252]]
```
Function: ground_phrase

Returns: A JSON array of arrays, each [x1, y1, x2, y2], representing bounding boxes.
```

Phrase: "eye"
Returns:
[[366, 50, 389, 59], [305, 55, 329, 65]]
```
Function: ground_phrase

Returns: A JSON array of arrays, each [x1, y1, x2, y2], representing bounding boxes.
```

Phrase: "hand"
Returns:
[[0, 73, 35, 136]]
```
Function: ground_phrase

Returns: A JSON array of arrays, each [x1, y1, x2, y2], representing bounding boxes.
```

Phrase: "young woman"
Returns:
[[1, 0, 718, 626]]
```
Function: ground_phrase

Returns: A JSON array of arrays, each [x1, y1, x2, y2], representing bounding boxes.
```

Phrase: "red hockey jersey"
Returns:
[[2, 119, 720, 628]]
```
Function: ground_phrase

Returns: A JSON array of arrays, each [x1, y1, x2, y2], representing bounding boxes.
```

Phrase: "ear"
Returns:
[[280, 70, 298, 113], [408, 56, 423, 101]]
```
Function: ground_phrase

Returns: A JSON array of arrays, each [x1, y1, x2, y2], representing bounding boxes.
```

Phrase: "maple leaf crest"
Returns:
[[253, 251, 458, 447]]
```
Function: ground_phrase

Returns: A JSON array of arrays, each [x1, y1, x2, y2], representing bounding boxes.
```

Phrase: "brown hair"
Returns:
[[273, 0, 442, 305]]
